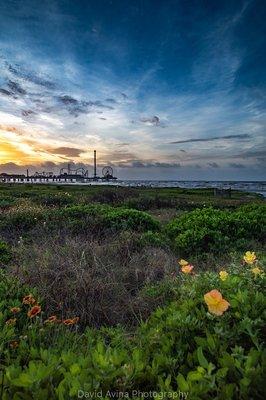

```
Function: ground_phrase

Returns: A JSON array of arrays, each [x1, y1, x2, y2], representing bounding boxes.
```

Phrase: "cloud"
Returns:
[[49, 147, 85, 157], [170, 134, 251, 145], [7, 62, 55, 89], [229, 162, 246, 168], [105, 98, 117, 104], [0, 0, 265, 182], [56, 95, 115, 117], [238, 149, 266, 159], [0, 162, 25, 174], [0, 88, 12, 97], [56, 95, 88, 117], [87, 101, 114, 110], [21, 110, 36, 118], [0, 124, 23, 134], [207, 162, 220, 168], [116, 143, 130, 147], [116, 159, 182, 168], [7, 80, 26, 95], [0, 80, 26, 98], [58, 95, 78, 105], [140, 115, 160, 126]]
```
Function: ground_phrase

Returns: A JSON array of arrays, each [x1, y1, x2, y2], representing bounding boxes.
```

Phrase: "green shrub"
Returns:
[[49, 205, 160, 235], [0, 208, 44, 234], [0, 197, 15, 210], [140, 231, 171, 248], [166, 205, 266, 255], [0, 241, 12, 265], [0, 205, 160, 240], [102, 207, 160, 232]]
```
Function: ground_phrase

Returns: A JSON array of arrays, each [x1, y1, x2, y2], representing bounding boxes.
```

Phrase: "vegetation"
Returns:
[[166, 204, 266, 256], [0, 183, 265, 398], [0, 241, 12, 266], [0, 255, 265, 399]]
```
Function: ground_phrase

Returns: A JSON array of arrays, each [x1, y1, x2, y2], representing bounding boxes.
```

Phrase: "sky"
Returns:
[[0, 0, 265, 180]]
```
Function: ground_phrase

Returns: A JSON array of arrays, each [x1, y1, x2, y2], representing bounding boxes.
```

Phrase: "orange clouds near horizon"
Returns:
[[0, 141, 34, 164], [0, 124, 86, 166]]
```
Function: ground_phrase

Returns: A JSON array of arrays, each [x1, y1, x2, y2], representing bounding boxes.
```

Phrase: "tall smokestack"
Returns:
[[94, 150, 97, 178]]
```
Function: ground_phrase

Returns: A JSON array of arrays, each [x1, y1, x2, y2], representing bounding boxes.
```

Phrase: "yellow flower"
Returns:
[[181, 264, 194, 274], [204, 289, 230, 316], [251, 267, 263, 277], [243, 251, 257, 265], [178, 259, 189, 267], [219, 271, 228, 281]]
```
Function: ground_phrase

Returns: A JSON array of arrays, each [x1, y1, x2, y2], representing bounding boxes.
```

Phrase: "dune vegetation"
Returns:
[[0, 184, 265, 399]]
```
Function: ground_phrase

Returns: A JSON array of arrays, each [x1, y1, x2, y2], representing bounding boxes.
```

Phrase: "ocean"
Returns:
[[104, 180, 266, 197]]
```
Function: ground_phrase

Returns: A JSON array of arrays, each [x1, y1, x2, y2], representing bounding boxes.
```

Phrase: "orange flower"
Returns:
[[44, 315, 58, 324], [27, 305, 41, 318], [10, 307, 21, 313], [10, 340, 19, 349], [181, 264, 194, 274], [22, 294, 36, 305], [204, 289, 230, 316], [179, 259, 189, 267], [6, 318, 16, 326], [63, 317, 79, 325]]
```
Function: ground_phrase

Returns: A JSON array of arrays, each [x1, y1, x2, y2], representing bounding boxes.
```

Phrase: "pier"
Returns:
[[0, 150, 117, 184]]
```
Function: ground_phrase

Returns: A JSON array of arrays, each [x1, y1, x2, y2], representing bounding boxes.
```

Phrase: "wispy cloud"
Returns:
[[140, 115, 160, 126], [229, 163, 246, 168], [170, 134, 251, 145], [208, 162, 220, 168]]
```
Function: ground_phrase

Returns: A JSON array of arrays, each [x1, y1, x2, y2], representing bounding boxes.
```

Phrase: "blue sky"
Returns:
[[0, 0, 265, 179]]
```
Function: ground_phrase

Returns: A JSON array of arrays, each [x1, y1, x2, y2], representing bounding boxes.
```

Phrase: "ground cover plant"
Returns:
[[0, 184, 265, 398], [0, 252, 265, 399]]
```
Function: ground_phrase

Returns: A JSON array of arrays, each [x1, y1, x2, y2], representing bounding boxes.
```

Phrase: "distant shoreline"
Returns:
[[1, 179, 265, 197]]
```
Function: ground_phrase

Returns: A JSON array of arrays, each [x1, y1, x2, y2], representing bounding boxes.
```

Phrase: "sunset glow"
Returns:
[[0, 0, 265, 179]]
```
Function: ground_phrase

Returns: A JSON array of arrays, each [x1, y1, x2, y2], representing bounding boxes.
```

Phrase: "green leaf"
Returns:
[[176, 374, 189, 391], [70, 363, 81, 376], [216, 367, 228, 379], [12, 373, 34, 388], [197, 347, 208, 369], [187, 371, 204, 382]]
